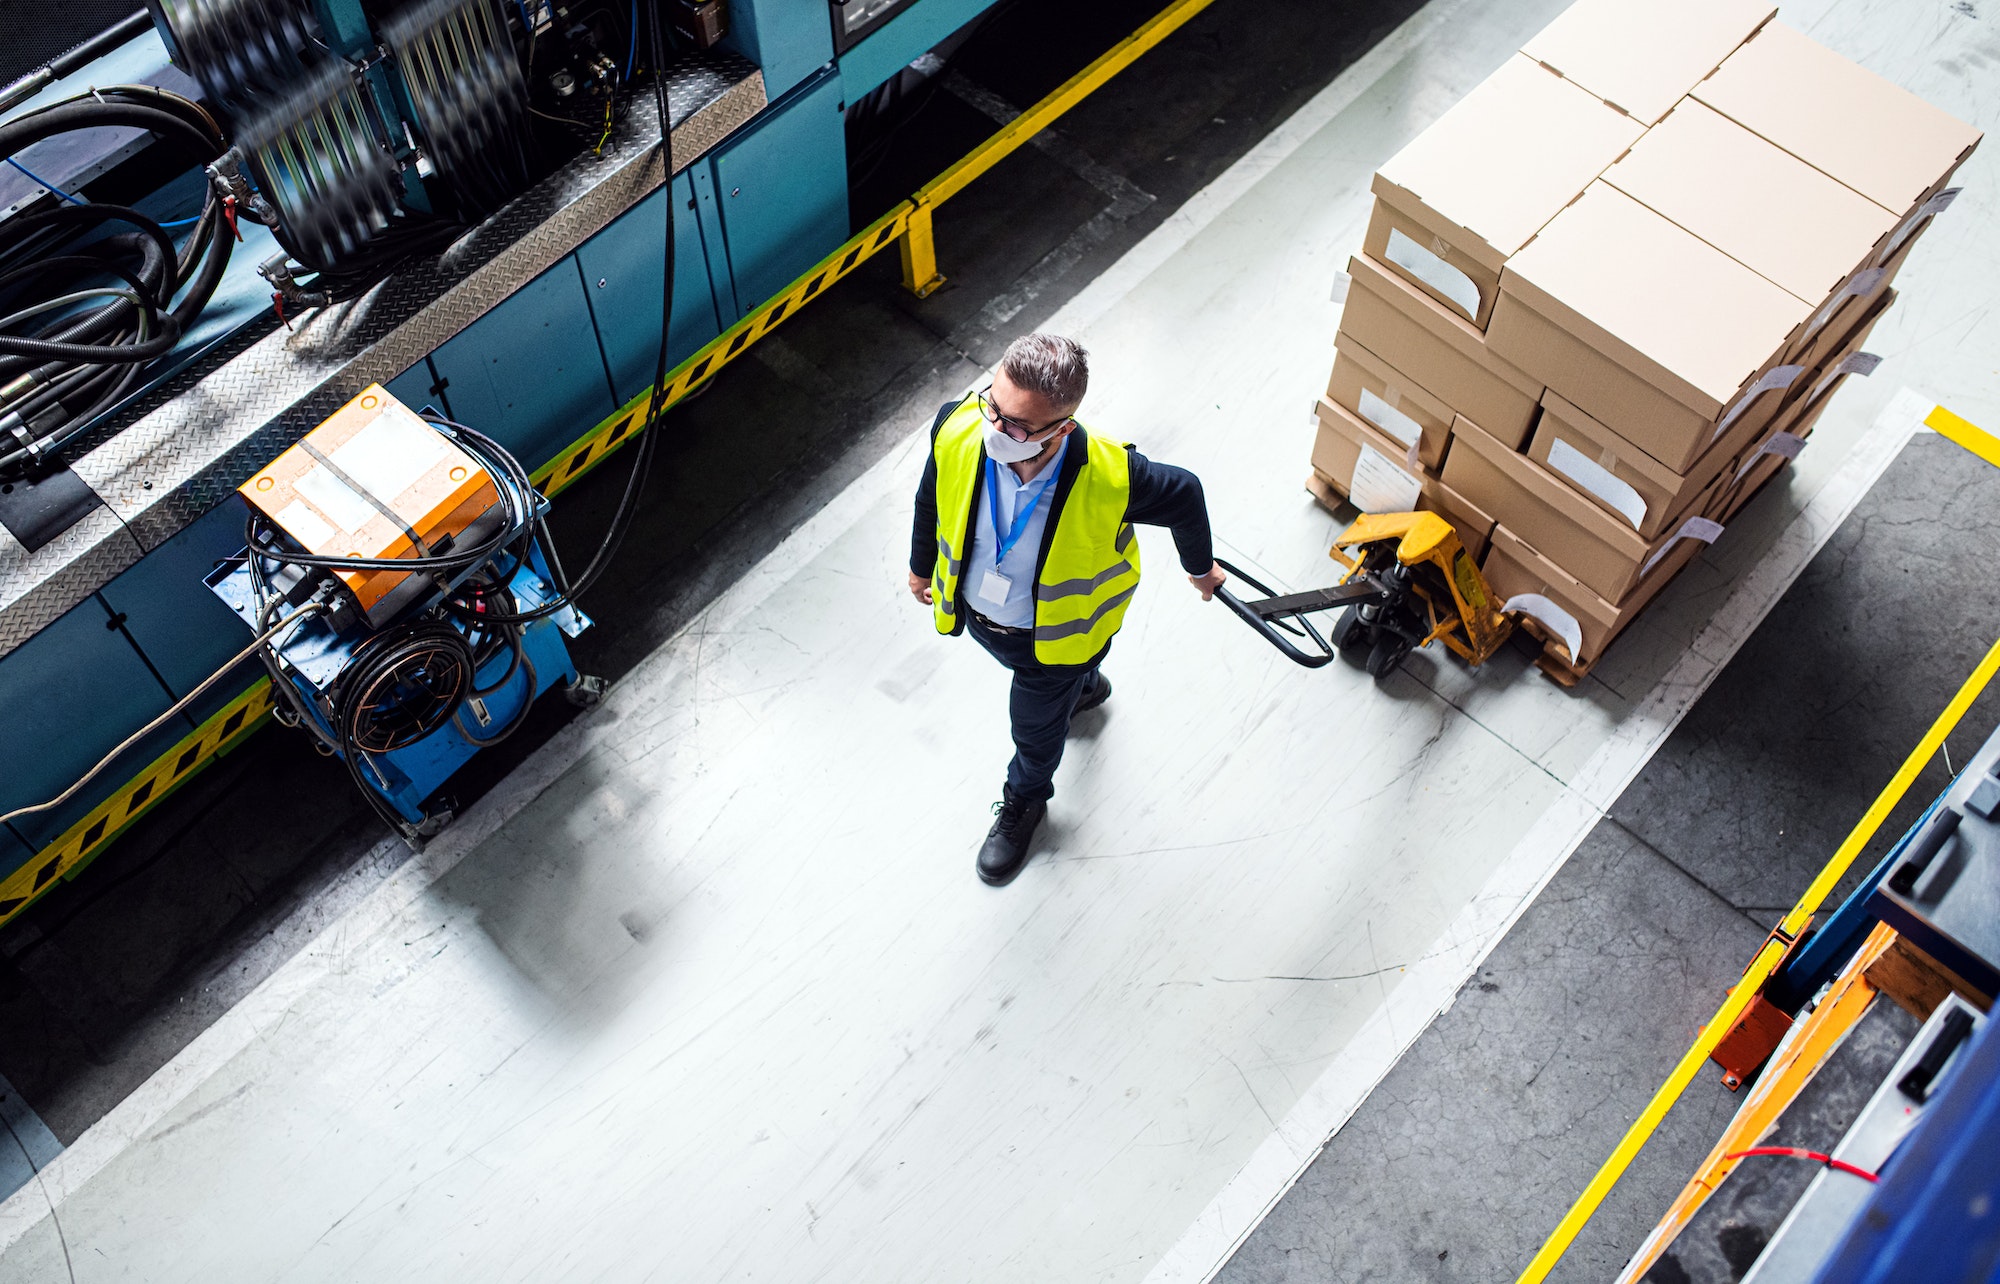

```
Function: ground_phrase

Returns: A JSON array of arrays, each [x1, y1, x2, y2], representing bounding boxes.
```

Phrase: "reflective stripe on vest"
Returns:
[[930, 398, 1139, 665]]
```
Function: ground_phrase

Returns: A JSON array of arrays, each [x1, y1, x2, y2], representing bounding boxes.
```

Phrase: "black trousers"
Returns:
[[967, 613, 1106, 803]]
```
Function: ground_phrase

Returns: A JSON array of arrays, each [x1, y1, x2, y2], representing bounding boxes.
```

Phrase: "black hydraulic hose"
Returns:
[[0, 234, 174, 299], [454, 644, 537, 747], [0, 210, 178, 299], [0, 100, 221, 166], [0, 318, 179, 362], [467, 622, 525, 697]]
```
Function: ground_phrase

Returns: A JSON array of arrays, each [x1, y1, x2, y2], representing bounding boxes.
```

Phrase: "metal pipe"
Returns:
[[0, 11, 153, 114]]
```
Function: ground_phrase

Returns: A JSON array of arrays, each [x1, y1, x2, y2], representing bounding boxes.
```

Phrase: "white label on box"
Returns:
[[1348, 443, 1422, 513], [331, 411, 449, 509], [1640, 516, 1724, 578], [1880, 187, 1961, 264], [1734, 431, 1807, 485], [1804, 267, 1888, 342], [1714, 365, 1804, 441], [293, 464, 379, 535], [1357, 386, 1422, 448], [1502, 593, 1583, 665], [1385, 226, 1481, 320], [1547, 436, 1648, 531], [1807, 351, 1883, 406], [1329, 270, 1350, 303], [273, 498, 338, 552]]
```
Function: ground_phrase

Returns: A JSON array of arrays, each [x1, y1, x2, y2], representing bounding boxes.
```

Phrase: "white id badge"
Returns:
[[976, 570, 1013, 605]]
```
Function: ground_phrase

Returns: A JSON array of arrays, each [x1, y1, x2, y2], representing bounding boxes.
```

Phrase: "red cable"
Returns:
[[1726, 1147, 1879, 1183]]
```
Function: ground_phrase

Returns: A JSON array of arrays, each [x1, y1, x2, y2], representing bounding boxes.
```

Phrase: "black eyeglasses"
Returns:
[[978, 387, 1072, 442]]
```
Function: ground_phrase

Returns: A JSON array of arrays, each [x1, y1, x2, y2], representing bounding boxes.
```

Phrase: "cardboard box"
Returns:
[[1521, 0, 1775, 127], [1780, 286, 1894, 428], [1709, 391, 1841, 524], [1325, 339, 1454, 471], [1341, 253, 1544, 448], [1487, 183, 1812, 473], [1710, 290, 1894, 520], [1311, 396, 1428, 513], [1367, 54, 1644, 327], [1418, 475, 1497, 564], [1482, 523, 1702, 667], [1442, 412, 1724, 603], [1528, 387, 1761, 539], [1786, 231, 1913, 371], [1693, 21, 1983, 219], [1601, 98, 1899, 306]]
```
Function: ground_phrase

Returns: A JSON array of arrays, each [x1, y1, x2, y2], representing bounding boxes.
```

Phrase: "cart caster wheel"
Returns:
[[565, 674, 607, 708], [1331, 606, 1368, 652], [1365, 635, 1410, 680]]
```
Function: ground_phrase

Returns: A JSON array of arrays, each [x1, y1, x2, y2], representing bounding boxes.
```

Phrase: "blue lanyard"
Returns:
[[984, 441, 1063, 565]]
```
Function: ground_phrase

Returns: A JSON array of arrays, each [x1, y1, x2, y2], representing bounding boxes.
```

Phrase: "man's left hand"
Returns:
[[1189, 562, 1227, 602]]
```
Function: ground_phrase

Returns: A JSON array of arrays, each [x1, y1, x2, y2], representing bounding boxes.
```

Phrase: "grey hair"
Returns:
[[999, 333, 1090, 410]]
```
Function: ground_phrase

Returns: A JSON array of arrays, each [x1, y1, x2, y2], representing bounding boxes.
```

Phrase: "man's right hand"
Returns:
[[907, 572, 934, 605]]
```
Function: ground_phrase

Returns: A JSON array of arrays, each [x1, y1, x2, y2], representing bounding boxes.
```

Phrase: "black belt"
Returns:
[[969, 609, 1031, 636]]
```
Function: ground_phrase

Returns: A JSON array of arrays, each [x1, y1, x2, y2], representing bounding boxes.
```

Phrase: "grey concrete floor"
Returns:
[[0, 0, 1423, 1150], [1216, 433, 2000, 1282]]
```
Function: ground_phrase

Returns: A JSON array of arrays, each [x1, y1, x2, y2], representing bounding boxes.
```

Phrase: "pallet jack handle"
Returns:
[[1212, 557, 1388, 669]]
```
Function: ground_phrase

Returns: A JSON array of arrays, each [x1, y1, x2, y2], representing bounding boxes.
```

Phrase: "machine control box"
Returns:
[[240, 387, 502, 624]]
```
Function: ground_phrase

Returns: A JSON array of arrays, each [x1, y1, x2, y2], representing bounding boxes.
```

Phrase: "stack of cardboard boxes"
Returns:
[[1310, 0, 1980, 679]]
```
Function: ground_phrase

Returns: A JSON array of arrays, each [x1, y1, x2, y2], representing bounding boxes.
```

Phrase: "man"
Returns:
[[907, 333, 1226, 887]]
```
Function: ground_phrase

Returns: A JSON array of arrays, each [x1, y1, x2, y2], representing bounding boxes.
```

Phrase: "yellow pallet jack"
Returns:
[[1216, 510, 1515, 678]]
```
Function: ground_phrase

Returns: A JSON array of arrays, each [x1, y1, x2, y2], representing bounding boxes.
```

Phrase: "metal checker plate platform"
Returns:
[[0, 53, 765, 658]]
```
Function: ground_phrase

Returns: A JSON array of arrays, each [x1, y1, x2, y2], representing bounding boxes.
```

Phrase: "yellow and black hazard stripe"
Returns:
[[0, 681, 274, 929]]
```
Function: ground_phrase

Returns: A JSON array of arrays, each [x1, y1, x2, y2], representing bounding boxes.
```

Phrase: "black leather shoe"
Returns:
[[1072, 669, 1111, 716], [978, 787, 1046, 886]]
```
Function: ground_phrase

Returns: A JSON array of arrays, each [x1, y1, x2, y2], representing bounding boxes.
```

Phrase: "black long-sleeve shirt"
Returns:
[[908, 399, 1215, 595]]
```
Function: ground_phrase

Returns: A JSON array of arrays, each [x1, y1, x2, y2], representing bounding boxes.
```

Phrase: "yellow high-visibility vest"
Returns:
[[930, 396, 1140, 666]]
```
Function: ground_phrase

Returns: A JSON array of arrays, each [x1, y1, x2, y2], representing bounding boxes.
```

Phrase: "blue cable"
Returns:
[[6, 156, 85, 205], [625, 0, 638, 82], [5, 156, 199, 226]]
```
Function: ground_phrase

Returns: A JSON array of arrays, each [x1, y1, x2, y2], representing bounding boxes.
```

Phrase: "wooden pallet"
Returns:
[[1516, 614, 1594, 688], [1304, 469, 1347, 516]]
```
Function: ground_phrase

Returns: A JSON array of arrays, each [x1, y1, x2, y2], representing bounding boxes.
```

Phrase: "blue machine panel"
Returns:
[[0, 594, 191, 855], [838, 0, 996, 95], [0, 817, 30, 864], [426, 257, 619, 472], [575, 172, 725, 405], [99, 500, 264, 723], [720, 0, 834, 100], [709, 66, 850, 320], [381, 358, 445, 415]]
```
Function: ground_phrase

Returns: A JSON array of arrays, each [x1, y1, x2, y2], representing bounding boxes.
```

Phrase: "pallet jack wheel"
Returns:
[[1331, 605, 1367, 652], [1365, 633, 1410, 680]]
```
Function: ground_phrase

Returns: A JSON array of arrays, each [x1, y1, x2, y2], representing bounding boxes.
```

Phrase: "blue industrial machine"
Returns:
[[0, 0, 1016, 919]]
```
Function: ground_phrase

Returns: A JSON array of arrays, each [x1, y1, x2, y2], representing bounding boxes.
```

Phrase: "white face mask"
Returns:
[[984, 423, 1049, 463]]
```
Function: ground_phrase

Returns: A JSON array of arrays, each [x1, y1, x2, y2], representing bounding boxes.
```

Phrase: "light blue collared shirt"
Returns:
[[965, 438, 1069, 628]]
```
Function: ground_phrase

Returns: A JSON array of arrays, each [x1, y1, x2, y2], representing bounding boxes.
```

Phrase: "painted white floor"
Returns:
[[3, 1, 1996, 1281]]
